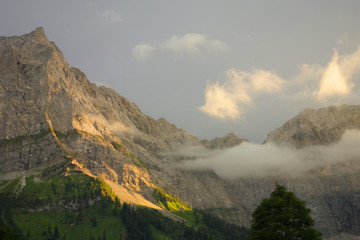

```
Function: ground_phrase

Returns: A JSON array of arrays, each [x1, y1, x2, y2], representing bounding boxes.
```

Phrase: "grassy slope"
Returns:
[[0, 164, 250, 240], [153, 187, 200, 226], [13, 209, 125, 240], [152, 187, 250, 239], [0, 165, 127, 240]]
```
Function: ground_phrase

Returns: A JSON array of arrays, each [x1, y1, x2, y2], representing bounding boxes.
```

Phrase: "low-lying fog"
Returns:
[[178, 130, 360, 178]]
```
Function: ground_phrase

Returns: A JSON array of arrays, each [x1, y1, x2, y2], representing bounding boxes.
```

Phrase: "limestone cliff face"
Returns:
[[0, 28, 240, 211], [265, 105, 360, 148], [0, 27, 69, 170]]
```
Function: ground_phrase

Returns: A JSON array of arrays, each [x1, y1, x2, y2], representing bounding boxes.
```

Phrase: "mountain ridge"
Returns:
[[2, 27, 360, 239], [265, 104, 360, 148]]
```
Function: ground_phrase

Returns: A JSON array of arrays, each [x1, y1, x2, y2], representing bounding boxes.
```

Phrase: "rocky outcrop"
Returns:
[[265, 105, 360, 148], [201, 132, 248, 149]]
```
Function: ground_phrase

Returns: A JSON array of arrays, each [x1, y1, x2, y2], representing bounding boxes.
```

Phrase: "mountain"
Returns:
[[201, 132, 248, 149], [0, 27, 248, 209], [1, 27, 360, 239], [0, 27, 251, 239], [265, 105, 360, 148], [262, 105, 360, 238]]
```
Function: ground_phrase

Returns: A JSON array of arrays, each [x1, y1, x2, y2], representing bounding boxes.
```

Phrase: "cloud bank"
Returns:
[[132, 33, 227, 61], [198, 69, 285, 119], [179, 130, 360, 179]]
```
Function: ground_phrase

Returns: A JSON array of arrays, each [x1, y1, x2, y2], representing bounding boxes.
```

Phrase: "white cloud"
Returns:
[[132, 43, 156, 61], [199, 68, 285, 120], [199, 81, 247, 120], [314, 50, 353, 101], [293, 64, 324, 86], [87, 114, 137, 135], [132, 33, 228, 60], [313, 45, 360, 102], [279, 44, 360, 105], [133, 33, 229, 61], [162, 33, 206, 54], [162, 33, 228, 54], [179, 130, 360, 178], [247, 69, 285, 93], [103, 10, 123, 24]]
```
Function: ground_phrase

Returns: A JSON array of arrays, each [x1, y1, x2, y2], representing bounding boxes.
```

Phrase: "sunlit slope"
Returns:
[[0, 162, 250, 240]]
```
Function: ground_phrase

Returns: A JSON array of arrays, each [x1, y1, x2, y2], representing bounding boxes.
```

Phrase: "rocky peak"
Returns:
[[0, 27, 47, 51], [21, 26, 47, 43], [0, 27, 204, 171], [265, 104, 360, 148], [202, 132, 248, 149]]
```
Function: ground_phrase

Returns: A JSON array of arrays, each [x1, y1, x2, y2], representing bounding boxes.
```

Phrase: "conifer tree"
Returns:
[[250, 183, 322, 240]]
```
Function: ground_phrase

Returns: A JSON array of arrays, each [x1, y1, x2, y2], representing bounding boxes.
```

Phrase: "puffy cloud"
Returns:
[[199, 69, 285, 120], [280, 44, 360, 105], [103, 10, 123, 24], [263, 43, 360, 107], [179, 130, 360, 178], [246, 69, 285, 93], [132, 43, 156, 61], [314, 46, 360, 102], [314, 51, 352, 101], [293, 64, 324, 86], [162, 33, 207, 54], [199, 81, 247, 120]]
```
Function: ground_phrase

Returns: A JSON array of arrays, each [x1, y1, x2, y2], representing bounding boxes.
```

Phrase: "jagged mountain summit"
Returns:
[[265, 105, 360, 148], [1, 27, 360, 239]]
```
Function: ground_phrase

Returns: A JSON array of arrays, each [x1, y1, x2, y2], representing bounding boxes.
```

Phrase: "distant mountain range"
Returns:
[[1, 27, 360, 239]]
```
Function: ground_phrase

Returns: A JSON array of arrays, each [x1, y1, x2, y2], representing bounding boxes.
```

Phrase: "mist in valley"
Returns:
[[179, 130, 360, 178]]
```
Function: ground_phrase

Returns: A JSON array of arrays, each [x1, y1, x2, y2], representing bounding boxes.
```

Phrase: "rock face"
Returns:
[[2, 28, 360, 239], [201, 132, 248, 149], [265, 105, 360, 148], [0, 28, 244, 211]]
